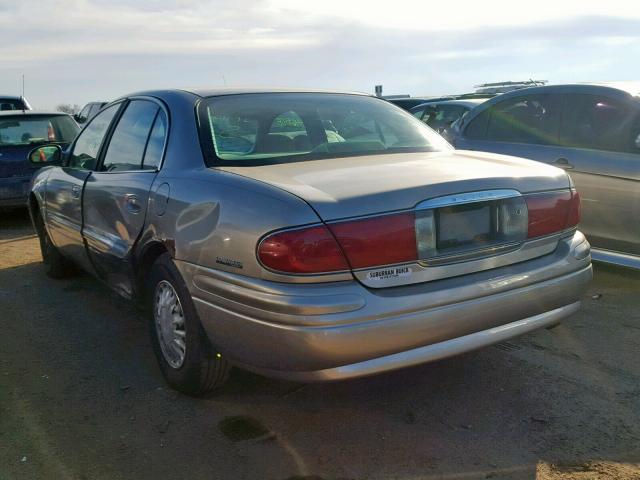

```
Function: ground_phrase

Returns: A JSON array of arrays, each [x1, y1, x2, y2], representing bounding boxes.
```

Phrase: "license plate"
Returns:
[[415, 192, 528, 261], [436, 203, 492, 250]]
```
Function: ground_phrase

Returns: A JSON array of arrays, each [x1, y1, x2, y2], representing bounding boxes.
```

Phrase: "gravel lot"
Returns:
[[1, 209, 639, 480]]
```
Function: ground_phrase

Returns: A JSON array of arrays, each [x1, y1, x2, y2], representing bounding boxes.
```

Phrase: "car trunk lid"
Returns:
[[0, 145, 37, 178], [219, 150, 570, 220], [230, 150, 576, 287]]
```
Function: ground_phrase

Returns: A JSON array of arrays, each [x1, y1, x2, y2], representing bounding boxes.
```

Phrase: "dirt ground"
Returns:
[[0, 209, 638, 480]]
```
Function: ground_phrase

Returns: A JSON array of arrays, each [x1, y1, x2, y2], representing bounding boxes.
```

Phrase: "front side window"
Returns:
[[101, 100, 159, 172], [485, 94, 560, 145], [200, 93, 451, 165], [69, 104, 120, 170], [560, 94, 637, 153], [77, 105, 91, 122], [0, 115, 78, 146], [87, 104, 101, 120]]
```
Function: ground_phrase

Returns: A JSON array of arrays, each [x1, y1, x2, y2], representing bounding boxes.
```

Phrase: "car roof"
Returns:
[[484, 83, 640, 100], [411, 98, 486, 111], [0, 95, 25, 100], [126, 87, 371, 100], [581, 81, 640, 97], [0, 110, 70, 117]]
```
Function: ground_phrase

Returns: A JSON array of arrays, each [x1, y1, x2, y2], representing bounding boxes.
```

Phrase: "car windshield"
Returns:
[[200, 93, 451, 165], [0, 115, 79, 146]]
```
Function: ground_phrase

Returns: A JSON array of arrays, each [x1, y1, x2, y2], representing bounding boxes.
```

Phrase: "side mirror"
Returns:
[[29, 144, 63, 166]]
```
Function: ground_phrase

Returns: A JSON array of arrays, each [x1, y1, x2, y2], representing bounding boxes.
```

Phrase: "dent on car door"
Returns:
[[45, 103, 121, 274], [556, 94, 640, 254], [82, 100, 167, 297], [458, 93, 564, 162]]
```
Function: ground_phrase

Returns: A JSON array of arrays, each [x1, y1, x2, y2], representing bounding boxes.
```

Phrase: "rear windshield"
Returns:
[[0, 98, 27, 111], [199, 93, 451, 165], [0, 115, 79, 146]]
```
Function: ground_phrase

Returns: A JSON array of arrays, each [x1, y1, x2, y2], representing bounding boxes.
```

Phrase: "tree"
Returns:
[[56, 103, 81, 115]]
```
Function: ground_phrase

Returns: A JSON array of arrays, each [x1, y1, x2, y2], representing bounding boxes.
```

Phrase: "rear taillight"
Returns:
[[258, 225, 349, 274], [566, 189, 581, 228], [258, 189, 582, 275], [328, 212, 417, 269], [258, 212, 417, 274], [525, 189, 580, 238]]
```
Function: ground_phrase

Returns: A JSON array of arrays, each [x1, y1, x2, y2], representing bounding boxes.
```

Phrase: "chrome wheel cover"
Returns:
[[154, 280, 187, 369]]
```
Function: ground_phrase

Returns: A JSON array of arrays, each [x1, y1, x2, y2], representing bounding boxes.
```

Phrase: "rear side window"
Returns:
[[424, 105, 468, 131], [464, 108, 490, 139], [142, 110, 168, 170], [69, 104, 120, 170], [484, 94, 560, 145], [411, 107, 425, 119], [101, 100, 159, 172], [560, 94, 637, 153], [0, 115, 78, 146]]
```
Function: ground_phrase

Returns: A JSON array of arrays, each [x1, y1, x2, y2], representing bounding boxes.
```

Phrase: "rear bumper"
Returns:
[[0, 175, 31, 207], [177, 231, 592, 382]]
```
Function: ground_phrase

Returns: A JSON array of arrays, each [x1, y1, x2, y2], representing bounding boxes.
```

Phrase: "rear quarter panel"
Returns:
[[143, 168, 329, 281]]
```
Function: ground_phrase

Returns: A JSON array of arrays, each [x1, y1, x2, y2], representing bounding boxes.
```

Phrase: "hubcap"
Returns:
[[154, 280, 187, 369]]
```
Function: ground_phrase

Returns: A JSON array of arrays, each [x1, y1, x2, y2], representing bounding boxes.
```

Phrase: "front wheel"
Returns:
[[147, 253, 230, 395]]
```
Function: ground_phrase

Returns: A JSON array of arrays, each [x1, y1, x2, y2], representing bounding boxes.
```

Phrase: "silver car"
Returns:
[[27, 89, 592, 395], [451, 83, 640, 269]]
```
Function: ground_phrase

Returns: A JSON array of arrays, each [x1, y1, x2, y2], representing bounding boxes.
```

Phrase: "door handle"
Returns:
[[71, 185, 81, 198], [554, 158, 574, 170], [124, 194, 142, 214]]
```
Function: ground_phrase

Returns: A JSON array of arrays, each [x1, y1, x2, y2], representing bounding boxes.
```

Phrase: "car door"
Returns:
[[555, 94, 640, 255], [45, 103, 121, 273], [82, 99, 168, 297]]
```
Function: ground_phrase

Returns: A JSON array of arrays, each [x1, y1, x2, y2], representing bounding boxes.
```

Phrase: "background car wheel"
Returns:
[[33, 208, 75, 278], [147, 253, 230, 396]]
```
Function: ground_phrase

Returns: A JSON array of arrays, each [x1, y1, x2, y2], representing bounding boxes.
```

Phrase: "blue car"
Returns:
[[0, 111, 79, 208]]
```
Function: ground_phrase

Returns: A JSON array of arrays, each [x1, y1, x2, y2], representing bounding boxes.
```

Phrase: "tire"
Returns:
[[146, 253, 230, 395], [33, 208, 74, 279]]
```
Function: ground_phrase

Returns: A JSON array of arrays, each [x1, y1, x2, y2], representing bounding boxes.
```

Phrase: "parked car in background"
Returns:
[[28, 88, 590, 395], [0, 111, 78, 208], [451, 83, 640, 269], [384, 96, 438, 111], [410, 98, 486, 138], [0, 96, 32, 111], [75, 101, 107, 125]]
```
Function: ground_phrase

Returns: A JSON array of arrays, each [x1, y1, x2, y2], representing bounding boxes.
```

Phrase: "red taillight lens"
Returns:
[[566, 189, 581, 228], [258, 225, 349, 274], [525, 189, 580, 238], [328, 212, 417, 269]]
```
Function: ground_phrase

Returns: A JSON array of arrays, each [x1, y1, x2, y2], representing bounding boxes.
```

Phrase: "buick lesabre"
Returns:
[[27, 89, 592, 395]]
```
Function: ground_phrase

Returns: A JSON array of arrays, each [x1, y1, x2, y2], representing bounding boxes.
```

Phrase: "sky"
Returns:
[[1, 0, 639, 109]]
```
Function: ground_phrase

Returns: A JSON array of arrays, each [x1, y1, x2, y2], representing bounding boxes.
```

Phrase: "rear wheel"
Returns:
[[33, 208, 74, 278], [147, 253, 230, 395]]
